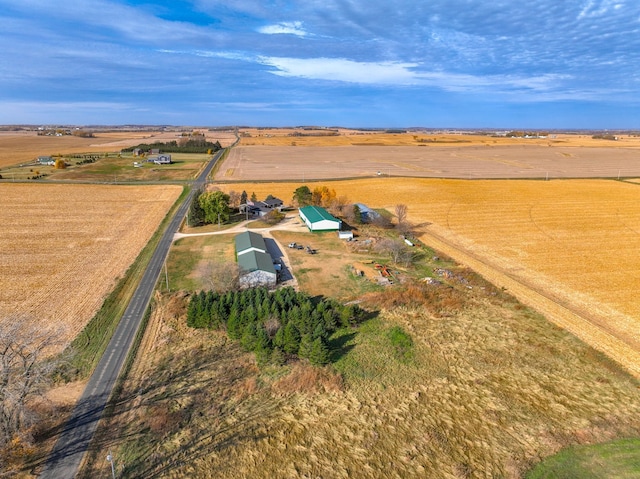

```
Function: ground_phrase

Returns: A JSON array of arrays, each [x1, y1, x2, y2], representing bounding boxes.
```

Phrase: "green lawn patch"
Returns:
[[526, 438, 640, 479]]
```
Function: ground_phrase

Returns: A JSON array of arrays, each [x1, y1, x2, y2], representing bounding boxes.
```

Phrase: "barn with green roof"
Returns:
[[234, 231, 277, 288], [299, 205, 341, 232]]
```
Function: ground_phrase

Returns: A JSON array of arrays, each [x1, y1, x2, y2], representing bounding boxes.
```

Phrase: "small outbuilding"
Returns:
[[354, 203, 381, 223], [338, 230, 354, 240], [299, 206, 341, 232]]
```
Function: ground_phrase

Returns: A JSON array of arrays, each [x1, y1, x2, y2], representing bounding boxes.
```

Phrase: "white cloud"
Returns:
[[578, 0, 624, 19], [256, 56, 569, 95], [258, 57, 420, 84], [258, 21, 309, 37]]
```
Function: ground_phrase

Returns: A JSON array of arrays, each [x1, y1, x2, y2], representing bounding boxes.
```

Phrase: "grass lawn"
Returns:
[[526, 438, 640, 479]]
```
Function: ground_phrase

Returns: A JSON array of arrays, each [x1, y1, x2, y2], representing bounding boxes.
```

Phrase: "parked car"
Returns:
[[288, 242, 297, 248]]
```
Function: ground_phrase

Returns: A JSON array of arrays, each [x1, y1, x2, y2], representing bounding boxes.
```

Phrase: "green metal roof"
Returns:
[[234, 231, 266, 254], [299, 205, 339, 224], [237, 250, 276, 275]]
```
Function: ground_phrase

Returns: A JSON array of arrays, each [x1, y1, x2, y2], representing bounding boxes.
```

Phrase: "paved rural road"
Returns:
[[40, 150, 224, 479]]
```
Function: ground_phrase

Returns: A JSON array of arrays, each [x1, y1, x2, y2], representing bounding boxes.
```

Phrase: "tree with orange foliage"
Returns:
[[312, 186, 336, 207]]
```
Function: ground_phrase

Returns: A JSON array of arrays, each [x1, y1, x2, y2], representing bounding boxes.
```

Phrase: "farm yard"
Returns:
[[219, 177, 640, 377], [0, 183, 182, 352]]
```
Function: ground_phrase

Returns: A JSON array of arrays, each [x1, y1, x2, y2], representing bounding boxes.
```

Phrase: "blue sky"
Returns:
[[1, 0, 639, 128]]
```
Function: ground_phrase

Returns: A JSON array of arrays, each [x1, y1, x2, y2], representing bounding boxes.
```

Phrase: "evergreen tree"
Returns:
[[241, 322, 258, 351], [298, 334, 314, 360], [270, 347, 286, 366], [188, 188, 206, 227], [240, 190, 248, 205], [283, 322, 301, 354], [227, 307, 242, 339], [308, 337, 331, 366]]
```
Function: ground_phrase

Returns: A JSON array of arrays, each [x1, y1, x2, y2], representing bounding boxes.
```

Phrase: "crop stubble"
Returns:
[[0, 183, 182, 350], [219, 177, 640, 376]]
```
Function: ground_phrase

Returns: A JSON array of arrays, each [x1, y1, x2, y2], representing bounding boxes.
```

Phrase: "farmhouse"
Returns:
[[299, 205, 341, 232], [37, 156, 54, 165], [150, 154, 172, 164], [234, 231, 277, 288], [242, 197, 285, 217]]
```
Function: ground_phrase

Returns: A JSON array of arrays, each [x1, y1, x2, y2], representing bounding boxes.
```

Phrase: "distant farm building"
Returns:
[[354, 203, 381, 223], [234, 231, 277, 288], [37, 156, 54, 165], [338, 230, 354, 240], [132, 148, 143, 157], [299, 206, 341, 232], [150, 154, 172, 164]]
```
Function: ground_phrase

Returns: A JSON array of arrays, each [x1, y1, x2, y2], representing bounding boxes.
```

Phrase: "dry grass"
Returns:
[[0, 183, 182, 352], [80, 283, 640, 478], [219, 178, 640, 376]]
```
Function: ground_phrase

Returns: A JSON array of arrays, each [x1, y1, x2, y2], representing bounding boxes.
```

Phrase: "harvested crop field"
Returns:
[[219, 178, 640, 376], [217, 144, 640, 181], [0, 183, 182, 351]]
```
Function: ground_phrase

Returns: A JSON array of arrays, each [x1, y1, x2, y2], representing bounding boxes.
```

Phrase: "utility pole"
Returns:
[[106, 452, 116, 479], [164, 259, 169, 291]]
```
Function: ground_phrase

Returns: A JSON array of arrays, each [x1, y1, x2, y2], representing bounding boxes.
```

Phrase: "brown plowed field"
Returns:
[[219, 178, 640, 377], [217, 144, 640, 181], [0, 183, 182, 351]]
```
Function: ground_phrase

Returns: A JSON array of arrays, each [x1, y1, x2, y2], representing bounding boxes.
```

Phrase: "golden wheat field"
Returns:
[[0, 183, 182, 350], [219, 178, 640, 376]]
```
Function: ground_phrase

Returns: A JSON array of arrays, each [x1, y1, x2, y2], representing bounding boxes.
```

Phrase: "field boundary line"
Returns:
[[418, 228, 640, 378]]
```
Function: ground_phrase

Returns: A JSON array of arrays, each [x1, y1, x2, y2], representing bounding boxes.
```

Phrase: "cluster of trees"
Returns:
[[188, 188, 230, 227], [122, 139, 222, 154], [187, 287, 365, 366], [293, 185, 336, 207]]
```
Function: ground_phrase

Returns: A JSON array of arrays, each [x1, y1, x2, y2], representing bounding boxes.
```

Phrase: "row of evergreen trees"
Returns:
[[187, 287, 365, 366]]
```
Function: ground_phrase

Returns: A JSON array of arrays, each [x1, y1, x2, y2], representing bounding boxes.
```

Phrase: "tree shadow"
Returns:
[[329, 332, 356, 362]]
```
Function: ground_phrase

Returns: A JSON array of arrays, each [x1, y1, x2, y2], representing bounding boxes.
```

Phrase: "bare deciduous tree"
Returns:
[[0, 319, 66, 449], [197, 260, 240, 292], [395, 204, 408, 226], [375, 238, 415, 266], [227, 190, 241, 209]]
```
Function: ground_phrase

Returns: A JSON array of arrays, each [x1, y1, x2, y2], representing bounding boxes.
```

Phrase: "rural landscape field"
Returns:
[[1, 128, 640, 479], [0, 183, 182, 349], [217, 130, 640, 181]]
